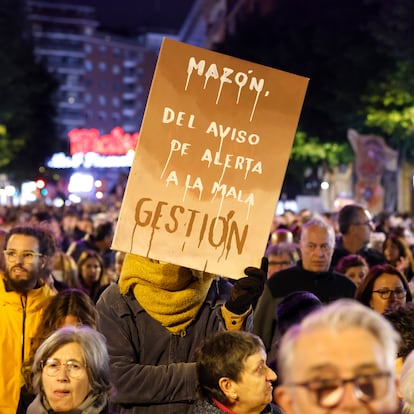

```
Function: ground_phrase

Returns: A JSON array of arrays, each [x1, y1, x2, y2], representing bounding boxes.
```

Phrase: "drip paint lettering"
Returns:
[[162, 107, 197, 128], [205, 121, 260, 145], [200, 150, 262, 178], [211, 182, 255, 205], [185, 57, 270, 122], [134, 197, 248, 255]]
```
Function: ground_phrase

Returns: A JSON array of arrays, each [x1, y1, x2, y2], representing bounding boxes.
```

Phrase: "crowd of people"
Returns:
[[2, 200, 414, 413]]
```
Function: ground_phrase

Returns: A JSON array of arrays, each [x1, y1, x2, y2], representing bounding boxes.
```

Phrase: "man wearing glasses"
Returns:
[[0, 225, 57, 414], [332, 204, 386, 268], [275, 299, 400, 414]]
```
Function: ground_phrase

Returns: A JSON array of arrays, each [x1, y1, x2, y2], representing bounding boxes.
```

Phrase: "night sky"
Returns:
[[64, 0, 196, 34]]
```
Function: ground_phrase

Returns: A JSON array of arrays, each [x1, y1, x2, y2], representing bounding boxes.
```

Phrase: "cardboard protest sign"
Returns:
[[112, 38, 308, 279]]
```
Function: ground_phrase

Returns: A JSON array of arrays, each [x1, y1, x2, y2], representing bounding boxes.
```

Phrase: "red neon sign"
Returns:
[[68, 127, 139, 156]]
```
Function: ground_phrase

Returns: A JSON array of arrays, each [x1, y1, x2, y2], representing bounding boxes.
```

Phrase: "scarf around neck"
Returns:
[[27, 392, 107, 414], [118, 254, 214, 335]]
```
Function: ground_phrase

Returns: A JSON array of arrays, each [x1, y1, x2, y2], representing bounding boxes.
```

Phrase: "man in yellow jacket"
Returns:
[[0, 225, 56, 414]]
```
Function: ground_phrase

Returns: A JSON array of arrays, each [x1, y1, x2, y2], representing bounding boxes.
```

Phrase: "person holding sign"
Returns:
[[96, 36, 308, 414], [96, 253, 266, 414]]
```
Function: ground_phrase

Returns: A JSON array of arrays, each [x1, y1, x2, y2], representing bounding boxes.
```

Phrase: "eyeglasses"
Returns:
[[3, 249, 43, 264], [41, 358, 87, 379], [372, 287, 406, 300], [287, 372, 391, 408]]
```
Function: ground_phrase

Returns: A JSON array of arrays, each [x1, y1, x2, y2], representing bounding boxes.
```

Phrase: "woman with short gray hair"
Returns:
[[28, 325, 111, 413], [194, 330, 280, 413]]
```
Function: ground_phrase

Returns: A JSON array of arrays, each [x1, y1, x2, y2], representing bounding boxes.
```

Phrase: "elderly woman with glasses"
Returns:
[[354, 264, 412, 314], [27, 325, 111, 414]]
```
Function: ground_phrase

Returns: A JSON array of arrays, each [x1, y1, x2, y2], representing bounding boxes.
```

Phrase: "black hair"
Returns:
[[338, 204, 364, 235], [5, 225, 57, 257], [276, 291, 322, 337], [93, 222, 113, 241]]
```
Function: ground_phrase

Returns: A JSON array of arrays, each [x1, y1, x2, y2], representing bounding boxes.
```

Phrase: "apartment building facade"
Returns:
[[25, 0, 157, 144]]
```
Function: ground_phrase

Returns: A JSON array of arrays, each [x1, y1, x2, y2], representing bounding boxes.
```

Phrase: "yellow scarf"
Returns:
[[118, 254, 213, 335]]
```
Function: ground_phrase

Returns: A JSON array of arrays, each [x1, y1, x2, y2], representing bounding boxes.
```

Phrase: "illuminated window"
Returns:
[[85, 60, 93, 72]]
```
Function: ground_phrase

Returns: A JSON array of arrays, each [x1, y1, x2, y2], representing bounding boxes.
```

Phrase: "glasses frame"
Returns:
[[3, 249, 43, 264], [372, 288, 406, 300], [286, 371, 391, 408], [41, 358, 87, 379]]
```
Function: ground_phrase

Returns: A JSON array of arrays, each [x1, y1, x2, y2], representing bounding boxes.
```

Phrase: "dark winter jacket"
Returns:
[[253, 261, 356, 358], [331, 237, 386, 268], [96, 279, 232, 414]]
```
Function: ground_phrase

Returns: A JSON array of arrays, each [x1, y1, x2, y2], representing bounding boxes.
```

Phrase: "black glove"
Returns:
[[225, 257, 268, 314]]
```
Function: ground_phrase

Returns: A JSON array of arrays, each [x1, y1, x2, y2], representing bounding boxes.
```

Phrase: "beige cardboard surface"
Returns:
[[112, 38, 309, 279]]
